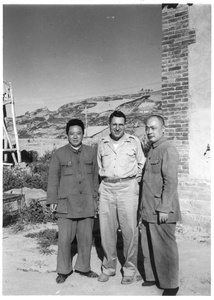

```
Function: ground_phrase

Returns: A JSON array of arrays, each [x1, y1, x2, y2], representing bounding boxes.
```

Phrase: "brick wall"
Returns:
[[161, 4, 210, 228], [162, 4, 196, 175]]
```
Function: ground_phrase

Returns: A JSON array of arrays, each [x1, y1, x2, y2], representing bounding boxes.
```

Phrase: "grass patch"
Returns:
[[25, 228, 58, 255]]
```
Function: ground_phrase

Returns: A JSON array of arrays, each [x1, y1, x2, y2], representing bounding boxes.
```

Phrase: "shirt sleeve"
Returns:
[[92, 147, 99, 200], [135, 137, 146, 182], [97, 141, 102, 176], [156, 146, 179, 213], [46, 152, 61, 206]]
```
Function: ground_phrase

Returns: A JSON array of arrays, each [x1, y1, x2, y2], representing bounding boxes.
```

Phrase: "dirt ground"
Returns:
[[2, 220, 211, 296]]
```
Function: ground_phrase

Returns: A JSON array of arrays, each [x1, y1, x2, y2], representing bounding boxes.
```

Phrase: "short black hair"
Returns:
[[109, 110, 126, 124], [147, 114, 165, 126], [66, 119, 85, 135]]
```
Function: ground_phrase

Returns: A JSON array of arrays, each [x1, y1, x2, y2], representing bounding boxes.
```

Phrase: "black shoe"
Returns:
[[142, 281, 156, 287], [56, 271, 73, 284], [162, 287, 179, 296]]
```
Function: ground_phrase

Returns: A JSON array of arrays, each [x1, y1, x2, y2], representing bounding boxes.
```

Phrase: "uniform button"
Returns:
[[79, 181, 81, 184], [80, 191, 82, 194]]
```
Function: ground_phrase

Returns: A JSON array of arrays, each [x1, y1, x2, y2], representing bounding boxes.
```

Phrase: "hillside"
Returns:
[[7, 90, 162, 140]]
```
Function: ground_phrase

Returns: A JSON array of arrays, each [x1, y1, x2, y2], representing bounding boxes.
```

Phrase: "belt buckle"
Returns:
[[113, 178, 119, 183]]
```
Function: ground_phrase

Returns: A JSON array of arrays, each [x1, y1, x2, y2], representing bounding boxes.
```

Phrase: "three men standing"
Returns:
[[97, 110, 145, 284], [46, 113, 181, 295]]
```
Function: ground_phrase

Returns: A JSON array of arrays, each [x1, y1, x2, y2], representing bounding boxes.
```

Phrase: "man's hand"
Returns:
[[138, 214, 143, 228], [94, 201, 99, 217], [50, 204, 57, 213], [158, 212, 168, 224]]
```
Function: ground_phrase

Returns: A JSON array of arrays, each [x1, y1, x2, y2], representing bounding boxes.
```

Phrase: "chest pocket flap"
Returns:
[[151, 159, 161, 174], [62, 162, 73, 175], [85, 161, 93, 173]]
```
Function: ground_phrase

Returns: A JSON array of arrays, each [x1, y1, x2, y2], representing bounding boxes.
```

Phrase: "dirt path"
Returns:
[[2, 222, 211, 296]]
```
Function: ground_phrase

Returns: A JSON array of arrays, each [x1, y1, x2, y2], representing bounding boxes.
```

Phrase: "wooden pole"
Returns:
[[9, 83, 21, 163], [85, 105, 88, 137], [3, 104, 8, 162], [3, 121, 17, 164]]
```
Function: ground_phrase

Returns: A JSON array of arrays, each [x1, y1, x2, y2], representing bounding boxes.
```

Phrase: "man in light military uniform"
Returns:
[[97, 110, 145, 284]]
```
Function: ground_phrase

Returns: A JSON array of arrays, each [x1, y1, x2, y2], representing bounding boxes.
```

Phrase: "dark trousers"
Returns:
[[140, 221, 179, 289], [57, 217, 94, 274]]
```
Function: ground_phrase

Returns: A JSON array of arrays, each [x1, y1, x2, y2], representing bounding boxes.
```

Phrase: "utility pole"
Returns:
[[85, 105, 88, 137]]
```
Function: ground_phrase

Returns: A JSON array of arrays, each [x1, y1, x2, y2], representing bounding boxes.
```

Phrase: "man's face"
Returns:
[[67, 125, 83, 148], [110, 116, 126, 141], [146, 117, 165, 143]]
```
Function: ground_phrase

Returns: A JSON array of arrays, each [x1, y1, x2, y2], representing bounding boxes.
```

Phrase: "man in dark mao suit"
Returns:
[[139, 115, 181, 296], [46, 119, 99, 283]]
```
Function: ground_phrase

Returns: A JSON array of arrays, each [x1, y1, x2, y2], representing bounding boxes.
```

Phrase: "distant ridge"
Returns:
[[7, 89, 162, 139]]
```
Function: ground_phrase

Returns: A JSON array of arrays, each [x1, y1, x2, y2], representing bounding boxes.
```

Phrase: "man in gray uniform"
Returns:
[[46, 119, 99, 283], [139, 115, 181, 296]]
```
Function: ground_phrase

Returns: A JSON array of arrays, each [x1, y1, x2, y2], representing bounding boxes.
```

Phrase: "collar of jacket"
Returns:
[[102, 133, 131, 144], [151, 136, 167, 149], [68, 143, 83, 153]]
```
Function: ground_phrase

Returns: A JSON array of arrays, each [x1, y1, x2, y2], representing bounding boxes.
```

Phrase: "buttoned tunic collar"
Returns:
[[68, 143, 82, 154], [151, 136, 167, 149]]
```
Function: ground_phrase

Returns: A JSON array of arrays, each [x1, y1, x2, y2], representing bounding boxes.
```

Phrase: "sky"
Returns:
[[3, 3, 162, 116]]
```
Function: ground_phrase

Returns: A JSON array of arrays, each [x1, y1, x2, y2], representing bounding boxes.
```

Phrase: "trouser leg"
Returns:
[[149, 223, 179, 289], [99, 182, 118, 276], [74, 217, 94, 272], [57, 218, 77, 274], [117, 180, 139, 277], [140, 221, 156, 281]]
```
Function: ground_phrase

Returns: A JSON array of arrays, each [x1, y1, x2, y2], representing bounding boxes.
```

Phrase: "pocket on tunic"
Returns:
[[62, 162, 73, 175], [85, 161, 93, 173], [119, 148, 136, 168], [126, 148, 136, 157], [151, 159, 161, 174], [101, 153, 111, 169], [57, 197, 68, 213]]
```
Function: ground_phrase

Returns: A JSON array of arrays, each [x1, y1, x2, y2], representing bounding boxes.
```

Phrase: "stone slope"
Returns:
[[7, 90, 161, 139]]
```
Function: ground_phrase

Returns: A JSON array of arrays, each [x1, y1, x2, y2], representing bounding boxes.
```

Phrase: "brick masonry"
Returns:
[[161, 4, 210, 228]]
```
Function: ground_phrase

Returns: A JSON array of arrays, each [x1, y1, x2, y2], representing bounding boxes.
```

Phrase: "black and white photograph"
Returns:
[[2, 0, 211, 296]]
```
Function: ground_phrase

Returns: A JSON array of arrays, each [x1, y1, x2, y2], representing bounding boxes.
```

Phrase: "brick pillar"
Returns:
[[162, 4, 196, 175], [162, 4, 210, 229]]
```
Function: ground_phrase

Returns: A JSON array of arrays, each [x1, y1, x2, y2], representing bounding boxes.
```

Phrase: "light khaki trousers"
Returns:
[[99, 179, 139, 277]]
